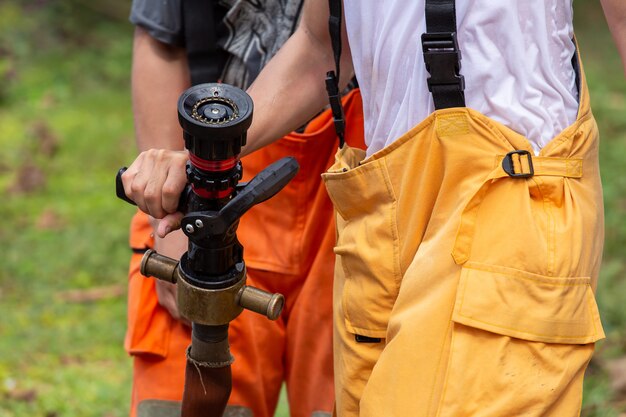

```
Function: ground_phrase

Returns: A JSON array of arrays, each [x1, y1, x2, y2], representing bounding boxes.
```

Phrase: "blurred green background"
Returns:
[[0, 1, 624, 416]]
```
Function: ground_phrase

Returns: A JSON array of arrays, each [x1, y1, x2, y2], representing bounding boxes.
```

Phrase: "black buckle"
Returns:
[[325, 71, 346, 147], [502, 150, 534, 178], [421, 32, 465, 92]]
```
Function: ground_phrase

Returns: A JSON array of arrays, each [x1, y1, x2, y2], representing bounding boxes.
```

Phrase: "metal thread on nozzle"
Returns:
[[238, 286, 284, 321], [140, 249, 179, 283]]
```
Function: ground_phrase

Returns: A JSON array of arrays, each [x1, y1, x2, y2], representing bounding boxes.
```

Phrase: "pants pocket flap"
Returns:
[[452, 262, 605, 344]]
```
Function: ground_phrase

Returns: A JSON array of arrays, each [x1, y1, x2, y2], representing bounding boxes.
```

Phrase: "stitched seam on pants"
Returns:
[[432, 320, 456, 417], [547, 196, 556, 277], [427, 271, 463, 417], [532, 176, 556, 276], [455, 272, 595, 340], [585, 286, 600, 338], [381, 157, 402, 289], [341, 262, 355, 328], [462, 264, 590, 285], [339, 218, 357, 328], [544, 182, 556, 277], [452, 176, 496, 265], [455, 315, 596, 340], [576, 347, 595, 417]]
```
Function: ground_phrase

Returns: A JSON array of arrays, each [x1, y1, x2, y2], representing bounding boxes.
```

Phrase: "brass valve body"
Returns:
[[140, 250, 284, 325]]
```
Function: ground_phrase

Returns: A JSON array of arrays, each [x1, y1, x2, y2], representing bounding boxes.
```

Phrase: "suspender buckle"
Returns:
[[421, 32, 465, 93], [502, 150, 535, 178], [325, 71, 346, 147]]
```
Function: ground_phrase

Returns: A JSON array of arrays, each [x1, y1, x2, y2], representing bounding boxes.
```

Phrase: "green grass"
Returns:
[[575, 3, 626, 416], [0, 1, 624, 417], [0, 2, 137, 416]]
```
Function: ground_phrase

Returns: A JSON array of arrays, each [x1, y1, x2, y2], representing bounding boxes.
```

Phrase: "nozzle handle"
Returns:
[[116, 167, 136, 206], [115, 167, 191, 212]]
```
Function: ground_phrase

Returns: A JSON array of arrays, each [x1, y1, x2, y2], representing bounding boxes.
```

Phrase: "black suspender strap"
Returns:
[[182, 0, 226, 85], [328, 0, 342, 81], [325, 0, 346, 148], [421, 0, 466, 109]]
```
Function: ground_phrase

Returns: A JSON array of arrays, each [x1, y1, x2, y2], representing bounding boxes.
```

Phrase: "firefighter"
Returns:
[[124, 1, 363, 417]]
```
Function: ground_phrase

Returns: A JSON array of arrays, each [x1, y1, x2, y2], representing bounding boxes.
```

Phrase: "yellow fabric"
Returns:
[[322, 65, 604, 417]]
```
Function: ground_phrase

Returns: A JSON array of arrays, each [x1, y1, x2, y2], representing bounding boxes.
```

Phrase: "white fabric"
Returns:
[[344, 0, 579, 156]]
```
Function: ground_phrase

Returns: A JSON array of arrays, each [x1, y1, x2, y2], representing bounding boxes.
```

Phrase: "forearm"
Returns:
[[125, 27, 190, 224], [600, 0, 626, 76], [131, 26, 191, 151], [122, 0, 352, 229], [243, 0, 353, 156]]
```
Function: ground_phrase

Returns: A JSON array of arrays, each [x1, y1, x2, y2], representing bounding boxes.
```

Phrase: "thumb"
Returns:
[[156, 212, 185, 238]]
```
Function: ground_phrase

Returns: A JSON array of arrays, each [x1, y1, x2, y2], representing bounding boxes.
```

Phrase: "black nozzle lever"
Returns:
[[225, 156, 300, 218], [181, 157, 299, 238]]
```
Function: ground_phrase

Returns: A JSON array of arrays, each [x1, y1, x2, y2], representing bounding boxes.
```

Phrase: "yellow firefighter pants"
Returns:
[[323, 67, 605, 417]]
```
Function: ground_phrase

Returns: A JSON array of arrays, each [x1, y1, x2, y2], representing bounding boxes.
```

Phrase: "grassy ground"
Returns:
[[575, 3, 626, 416], [0, 1, 624, 416], [0, 2, 136, 416]]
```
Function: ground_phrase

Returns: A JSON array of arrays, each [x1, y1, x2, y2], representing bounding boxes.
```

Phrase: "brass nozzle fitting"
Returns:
[[140, 249, 180, 283], [238, 286, 284, 321]]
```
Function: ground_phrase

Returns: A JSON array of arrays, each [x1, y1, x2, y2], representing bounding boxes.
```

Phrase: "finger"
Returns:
[[156, 212, 185, 238], [130, 151, 157, 214], [142, 150, 171, 219], [162, 156, 189, 214], [121, 152, 144, 204]]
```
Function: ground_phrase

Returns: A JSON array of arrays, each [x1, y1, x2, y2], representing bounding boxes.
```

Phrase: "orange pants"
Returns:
[[125, 90, 365, 417]]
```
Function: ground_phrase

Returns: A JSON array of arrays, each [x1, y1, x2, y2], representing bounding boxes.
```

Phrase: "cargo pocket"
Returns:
[[437, 262, 604, 417], [125, 211, 173, 358], [325, 157, 402, 339]]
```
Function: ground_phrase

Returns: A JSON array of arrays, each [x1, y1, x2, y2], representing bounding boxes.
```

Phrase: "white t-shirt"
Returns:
[[343, 1, 579, 156]]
